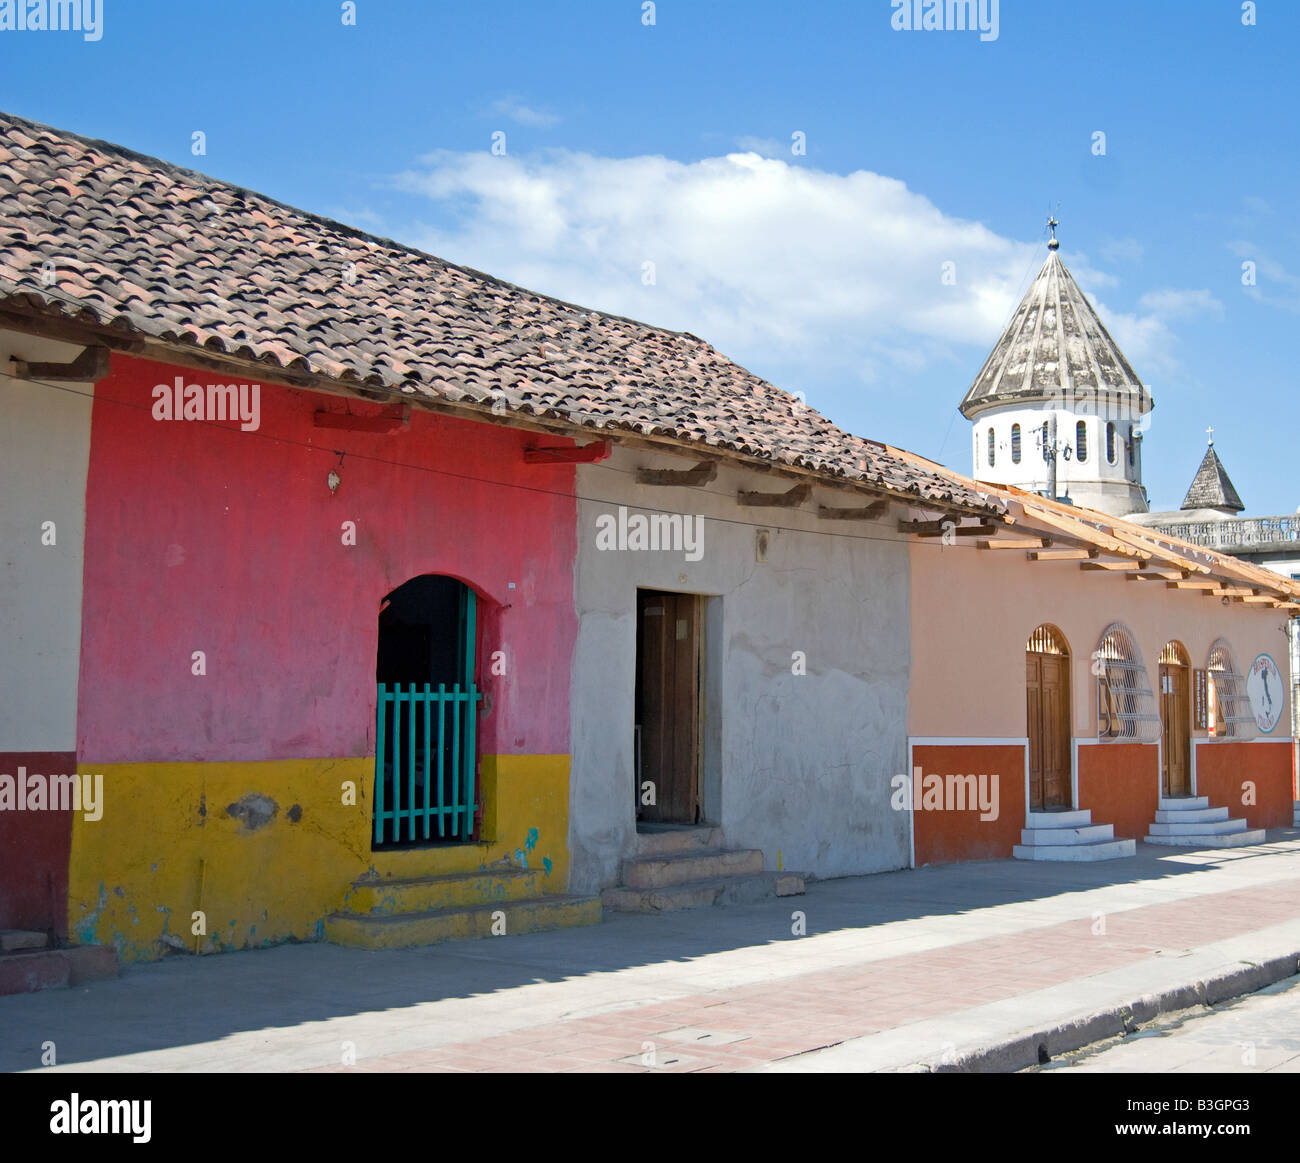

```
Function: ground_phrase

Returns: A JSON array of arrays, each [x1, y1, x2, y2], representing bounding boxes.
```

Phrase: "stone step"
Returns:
[[1148, 817, 1248, 837], [1154, 806, 1229, 824], [324, 894, 602, 950], [1020, 824, 1115, 846], [633, 825, 721, 858], [0, 945, 118, 997], [602, 871, 805, 913], [1013, 838, 1136, 862], [340, 867, 550, 916], [0, 930, 48, 952], [1158, 796, 1209, 811], [1024, 809, 1092, 829], [1144, 829, 1268, 848], [622, 847, 764, 889]]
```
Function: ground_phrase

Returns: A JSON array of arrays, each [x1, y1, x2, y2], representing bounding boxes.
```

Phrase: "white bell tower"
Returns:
[[960, 220, 1152, 518]]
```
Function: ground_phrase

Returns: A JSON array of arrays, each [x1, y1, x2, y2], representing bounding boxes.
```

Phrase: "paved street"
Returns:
[[1037, 975, 1300, 1074], [4, 833, 1300, 1073]]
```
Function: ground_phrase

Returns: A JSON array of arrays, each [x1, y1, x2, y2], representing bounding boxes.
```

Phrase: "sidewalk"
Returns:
[[5, 834, 1300, 1073]]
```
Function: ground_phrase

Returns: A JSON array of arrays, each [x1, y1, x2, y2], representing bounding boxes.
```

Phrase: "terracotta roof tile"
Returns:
[[0, 110, 996, 512]]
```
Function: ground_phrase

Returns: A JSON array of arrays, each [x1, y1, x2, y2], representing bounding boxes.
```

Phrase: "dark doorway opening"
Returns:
[[374, 575, 481, 848], [635, 589, 702, 825]]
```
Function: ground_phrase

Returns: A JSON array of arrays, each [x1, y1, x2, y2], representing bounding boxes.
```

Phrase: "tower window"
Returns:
[[1106, 422, 1117, 465], [987, 427, 995, 467], [1076, 420, 1088, 463], [1128, 426, 1135, 467], [1011, 424, 1021, 464], [1041, 422, 1049, 462]]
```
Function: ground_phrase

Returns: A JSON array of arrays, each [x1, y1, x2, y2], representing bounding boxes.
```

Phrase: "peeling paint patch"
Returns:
[[543, 856, 553, 876], [226, 793, 278, 831], [287, 803, 302, 823]]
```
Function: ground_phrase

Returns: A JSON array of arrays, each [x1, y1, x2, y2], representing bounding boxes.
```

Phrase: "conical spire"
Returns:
[[1181, 431, 1244, 513], [960, 234, 1152, 420]]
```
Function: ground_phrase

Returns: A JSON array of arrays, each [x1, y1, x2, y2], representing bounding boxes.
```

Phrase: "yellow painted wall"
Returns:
[[68, 753, 571, 962]]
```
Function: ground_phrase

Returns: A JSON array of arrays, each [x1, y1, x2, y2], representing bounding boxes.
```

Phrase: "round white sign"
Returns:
[[1246, 653, 1284, 734]]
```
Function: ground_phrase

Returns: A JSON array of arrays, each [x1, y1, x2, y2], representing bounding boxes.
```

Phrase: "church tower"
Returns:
[[959, 221, 1153, 517]]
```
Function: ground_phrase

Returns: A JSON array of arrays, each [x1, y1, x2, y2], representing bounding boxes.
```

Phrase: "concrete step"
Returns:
[[340, 867, 550, 916], [1020, 824, 1115, 846], [1024, 809, 1092, 829], [633, 825, 721, 858], [602, 871, 805, 913], [0, 930, 48, 952], [1013, 838, 1136, 862], [622, 847, 764, 889], [1154, 805, 1229, 824], [1144, 829, 1267, 848], [324, 894, 602, 950], [0, 945, 118, 996], [1158, 796, 1209, 811], [1148, 817, 1248, 837]]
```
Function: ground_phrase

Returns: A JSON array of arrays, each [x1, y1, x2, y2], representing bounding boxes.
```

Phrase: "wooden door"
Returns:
[[1027, 651, 1071, 810], [636, 590, 701, 823], [1160, 662, 1191, 796]]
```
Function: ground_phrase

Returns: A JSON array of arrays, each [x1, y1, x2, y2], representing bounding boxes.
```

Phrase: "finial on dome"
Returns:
[[1046, 216, 1059, 250], [1207, 425, 1214, 446]]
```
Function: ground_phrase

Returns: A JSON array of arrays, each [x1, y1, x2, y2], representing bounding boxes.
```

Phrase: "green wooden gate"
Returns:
[[374, 587, 481, 845]]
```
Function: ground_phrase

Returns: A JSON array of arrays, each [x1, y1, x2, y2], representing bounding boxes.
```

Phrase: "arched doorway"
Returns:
[[374, 574, 482, 847], [1159, 640, 1192, 797], [1026, 625, 1072, 811]]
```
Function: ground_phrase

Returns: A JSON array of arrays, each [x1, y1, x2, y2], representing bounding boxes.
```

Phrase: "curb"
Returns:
[[921, 951, 1300, 1073]]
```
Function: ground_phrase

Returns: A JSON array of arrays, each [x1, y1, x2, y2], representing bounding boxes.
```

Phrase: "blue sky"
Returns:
[[3, 0, 1296, 512]]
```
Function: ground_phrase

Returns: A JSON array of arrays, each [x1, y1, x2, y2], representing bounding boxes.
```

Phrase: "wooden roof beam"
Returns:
[[817, 499, 889, 521], [1080, 559, 1147, 572], [636, 461, 718, 487], [1028, 547, 1098, 561], [977, 536, 1050, 550], [738, 482, 811, 508], [901, 519, 998, 538], [1167, 579, 1220, 590], [1127, 569, 1186, 581]]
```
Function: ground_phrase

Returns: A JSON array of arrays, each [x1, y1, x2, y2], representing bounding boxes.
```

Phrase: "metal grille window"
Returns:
[[1076, 420, 1088, 463], [1028, 624, 1069, 655], [1011, 423, 1022, 464], [1041, 422, 1050, 462], [1095, 622, 1161, 741], [987, 427, 995, 467], [1107, 422, 1117, 465], [1207, 639, 1255, 739]]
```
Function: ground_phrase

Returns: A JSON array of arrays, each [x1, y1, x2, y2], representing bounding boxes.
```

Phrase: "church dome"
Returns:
[[960, 244, 1153, 422]]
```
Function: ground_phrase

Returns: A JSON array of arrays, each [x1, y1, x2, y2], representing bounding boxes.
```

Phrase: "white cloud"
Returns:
[[393, 148, 1040, 388], [1136, 288, 1224, 320], [487, 97, 561, 129]]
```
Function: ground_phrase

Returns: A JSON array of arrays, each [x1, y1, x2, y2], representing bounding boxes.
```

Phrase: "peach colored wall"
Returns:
[[908, 537, 1294, 743], [911, 744, 1025, 865], [1196, 741, 1293, 830], [1077, 743, 1159, 841]]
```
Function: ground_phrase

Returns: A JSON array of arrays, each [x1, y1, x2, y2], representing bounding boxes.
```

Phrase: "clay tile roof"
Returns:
[[0, 111, 997, 514]]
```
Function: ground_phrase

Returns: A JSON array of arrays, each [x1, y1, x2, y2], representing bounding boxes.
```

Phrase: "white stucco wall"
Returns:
[[0, 332, 95, 751], [971, 403, 1148, 517], [569, 446, 913, 891]]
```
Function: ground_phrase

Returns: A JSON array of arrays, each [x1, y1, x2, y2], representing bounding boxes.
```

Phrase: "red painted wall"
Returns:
[[911, 745, 1025, 865], [77, 355, 577, 762], [1077, 743, 1159, 841], [1196, 741, 1293, 830], [0, 752, 74, 936]]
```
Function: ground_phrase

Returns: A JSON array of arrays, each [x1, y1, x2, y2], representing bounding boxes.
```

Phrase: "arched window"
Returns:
[[375, 574, 483, 847], [1207, 639, 1254, 739], [1106, 422, 1117, 465], [1011, 423, 1022, 464], [1076, 420, 1088, 463], [1095, 623, 1160, 741], [1127, 426, 1136, 467], [987, 427, 995, 467]]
